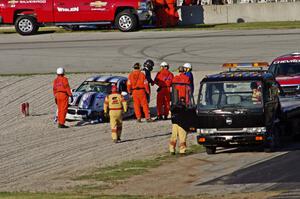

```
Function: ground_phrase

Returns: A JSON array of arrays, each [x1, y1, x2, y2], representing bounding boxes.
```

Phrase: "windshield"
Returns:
[[271, 63, 300, 76], [75, 81, 112, 93], [198, 81, 263, 110]]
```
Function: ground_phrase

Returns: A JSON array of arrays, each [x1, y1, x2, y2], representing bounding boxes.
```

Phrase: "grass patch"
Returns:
[[74, 156, 167, 183], [75, 145, 204, 184], [186, 144, 205, 155]]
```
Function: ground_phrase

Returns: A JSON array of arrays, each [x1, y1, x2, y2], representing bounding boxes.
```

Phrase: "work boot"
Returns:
[[136, 119, 142, 123], [117, 138, 121, 143], [163, 115, 168, 120], [58, 124, 69, 128], [170, 152, 176, 156], [155, 115, 163, 121], [146, 118, 154, 123], [113, 139, 118, 144]]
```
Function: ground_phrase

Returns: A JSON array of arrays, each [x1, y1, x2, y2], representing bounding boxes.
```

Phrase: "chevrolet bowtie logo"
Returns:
[[90, 1, 107, 7], [8, 0, 18, 4]]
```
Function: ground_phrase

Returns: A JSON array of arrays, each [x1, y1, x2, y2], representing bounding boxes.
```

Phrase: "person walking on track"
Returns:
[[127, 63, 153, 123], [104, 84, 128, 143], [154, 61, 174, 120], [53, 67, 72, 128]]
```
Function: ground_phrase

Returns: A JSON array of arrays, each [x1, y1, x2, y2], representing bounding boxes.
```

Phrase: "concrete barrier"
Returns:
[[179, 2, 300, 25]]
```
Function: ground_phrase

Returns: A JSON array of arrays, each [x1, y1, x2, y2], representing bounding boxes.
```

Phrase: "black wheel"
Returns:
[[115, 10, 138, 32], [206, 146, 216, 155], [15, 15, 39, 35], [61, 25, 80, 31]]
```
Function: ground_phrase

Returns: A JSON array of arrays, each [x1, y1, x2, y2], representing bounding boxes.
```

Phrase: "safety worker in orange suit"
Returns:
[[53, 67, 72, 128], [172, 66, 191, 104], [165, 0, 179, 27], [104, 84, 128, 143], [169, 66, 191, 155], [127, 63, 153, 123], [154, 0, 167, 27], [154, 61, 174, 120]]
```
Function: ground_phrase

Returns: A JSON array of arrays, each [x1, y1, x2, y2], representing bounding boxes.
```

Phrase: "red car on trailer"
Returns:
[[269, 52, 300, 95]]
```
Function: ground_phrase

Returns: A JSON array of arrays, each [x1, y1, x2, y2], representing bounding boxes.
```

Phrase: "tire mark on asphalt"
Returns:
[[139, 38, 178, 62], [0, 31, 299, 45], [0, 77, 29, 90]]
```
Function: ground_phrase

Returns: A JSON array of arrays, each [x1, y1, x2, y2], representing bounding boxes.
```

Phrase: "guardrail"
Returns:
[[178, 2, 300, 24]]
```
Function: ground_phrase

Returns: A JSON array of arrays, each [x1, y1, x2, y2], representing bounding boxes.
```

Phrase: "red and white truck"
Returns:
[[269, 52, 300, 95], [0, 0, 153, 35]]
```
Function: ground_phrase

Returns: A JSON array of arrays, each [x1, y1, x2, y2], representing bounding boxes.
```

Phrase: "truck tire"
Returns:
[[15, 15, 39, 36], [205, 146, 216, 155], [115, 10, 138, 32]]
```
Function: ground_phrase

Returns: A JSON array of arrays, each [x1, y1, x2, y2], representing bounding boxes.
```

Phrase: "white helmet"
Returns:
[[56, 67, 65, 75], [160, 62, 169, 67], [183, 63, 192, 69]]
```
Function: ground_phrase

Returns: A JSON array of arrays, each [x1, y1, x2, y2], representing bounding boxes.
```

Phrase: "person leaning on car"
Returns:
[[104, 84, 127, 143], [53, 67, 72, 128]]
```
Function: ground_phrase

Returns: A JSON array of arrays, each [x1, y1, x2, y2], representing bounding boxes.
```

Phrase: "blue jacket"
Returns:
[[185, 71, 194, 96]]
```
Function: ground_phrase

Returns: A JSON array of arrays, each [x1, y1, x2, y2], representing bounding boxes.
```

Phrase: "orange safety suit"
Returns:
[[104, 91, 127, 142], [127, 69, 151, 120], [165, 0, 179, 27], [172, 73, 191, 104], [53, 75, 72, 126], [154, 68, 174, 117], [154, 0, 167, 27]]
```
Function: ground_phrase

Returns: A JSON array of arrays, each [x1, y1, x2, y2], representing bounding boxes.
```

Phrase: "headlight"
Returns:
[[246, 127, 266, 133], [197, 128, 216, 134]]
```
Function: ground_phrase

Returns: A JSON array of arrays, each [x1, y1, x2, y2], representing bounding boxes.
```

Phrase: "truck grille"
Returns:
[[217, 128, 243, 131], [68, 109, 76, 114], [77, 110, 88, 115], [282, 85, 299, 95]]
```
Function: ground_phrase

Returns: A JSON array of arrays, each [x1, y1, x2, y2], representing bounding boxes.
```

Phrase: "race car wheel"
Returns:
[[15, 15, 39, 36], [115, 10, 138, 32], [205, 146, 216, 155]]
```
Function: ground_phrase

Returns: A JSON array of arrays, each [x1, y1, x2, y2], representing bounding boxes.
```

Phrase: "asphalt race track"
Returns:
[[0, 29, 300, 74]]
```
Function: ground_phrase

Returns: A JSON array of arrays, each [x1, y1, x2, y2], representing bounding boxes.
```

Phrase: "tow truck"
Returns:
[[180, 62, 300, 154]]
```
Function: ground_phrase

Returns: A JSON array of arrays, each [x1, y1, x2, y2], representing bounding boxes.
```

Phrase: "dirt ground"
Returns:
[[0, 71, 213, 192], [0, 71, 286, 199]]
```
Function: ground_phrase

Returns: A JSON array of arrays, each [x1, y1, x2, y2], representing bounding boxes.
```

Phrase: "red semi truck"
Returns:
[[0, 0, 153, 35]]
